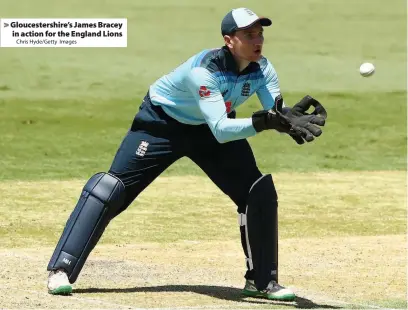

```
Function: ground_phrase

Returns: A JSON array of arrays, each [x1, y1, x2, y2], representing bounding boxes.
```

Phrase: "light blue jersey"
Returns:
[[149, 46, 282, 143]]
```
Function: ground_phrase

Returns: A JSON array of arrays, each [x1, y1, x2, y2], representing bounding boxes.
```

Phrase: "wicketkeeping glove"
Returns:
[[280, 95, 328, 144], [252, 95, 328, 144], [252, 95, 292, 133]]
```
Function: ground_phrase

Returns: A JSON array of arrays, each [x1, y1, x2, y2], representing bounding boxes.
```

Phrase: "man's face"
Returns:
[[225, 23, 264, 62]]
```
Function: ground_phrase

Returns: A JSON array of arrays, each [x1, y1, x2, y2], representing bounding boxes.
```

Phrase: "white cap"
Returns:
[[221, 8, 272, 36]]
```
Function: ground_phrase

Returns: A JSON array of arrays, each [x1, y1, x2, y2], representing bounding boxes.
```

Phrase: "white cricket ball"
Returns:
[[359, 62, 375, 77]]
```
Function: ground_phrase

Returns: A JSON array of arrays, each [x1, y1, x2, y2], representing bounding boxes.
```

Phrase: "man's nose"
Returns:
[[253, 37, 264, 45]]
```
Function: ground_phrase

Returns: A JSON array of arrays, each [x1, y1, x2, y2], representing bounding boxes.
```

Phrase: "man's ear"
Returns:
[[224, 35, 233, 49]]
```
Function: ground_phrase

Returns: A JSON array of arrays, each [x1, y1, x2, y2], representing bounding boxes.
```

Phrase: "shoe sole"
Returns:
[[49, 285, 73, 295], [243, 289, 296, 301]]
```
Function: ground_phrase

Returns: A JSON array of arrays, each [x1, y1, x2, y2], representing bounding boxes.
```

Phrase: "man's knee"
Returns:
[[234, 172, 274, 214], [238, 174, 278, 231], [248, 174, 278, 208]]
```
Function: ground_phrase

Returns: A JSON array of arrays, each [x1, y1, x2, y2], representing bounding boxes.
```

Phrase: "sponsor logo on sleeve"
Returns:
[[199, 86, 211, 98], [225, 101, 232, 113]]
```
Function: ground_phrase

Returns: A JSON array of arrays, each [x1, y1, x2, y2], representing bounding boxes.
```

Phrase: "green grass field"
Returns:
[[0, 0, 406, 309], [0, 0, 406, 179]]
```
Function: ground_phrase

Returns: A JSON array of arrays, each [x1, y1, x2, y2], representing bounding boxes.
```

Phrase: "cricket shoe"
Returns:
[[47, 269, 72, 295], [242, 279, 296, 301]]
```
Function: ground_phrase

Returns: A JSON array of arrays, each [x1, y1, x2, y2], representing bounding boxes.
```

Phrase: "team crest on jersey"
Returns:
[[199, 86, 211, 98], [241, 82, 251, 96]]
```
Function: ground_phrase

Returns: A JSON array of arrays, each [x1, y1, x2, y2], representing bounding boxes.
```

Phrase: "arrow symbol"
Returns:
[[4, 23, 9, 27]]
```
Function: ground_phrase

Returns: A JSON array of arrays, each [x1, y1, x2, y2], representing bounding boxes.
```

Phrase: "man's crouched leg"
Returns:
[[240, 174, 295, 301], [47, 172, 125, 295]]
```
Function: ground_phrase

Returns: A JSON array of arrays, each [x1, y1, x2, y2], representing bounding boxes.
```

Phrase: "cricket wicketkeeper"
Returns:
[[47, 7, 327, 301]]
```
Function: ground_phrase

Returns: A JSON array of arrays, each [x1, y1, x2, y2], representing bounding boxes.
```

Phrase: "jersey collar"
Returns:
[[221, 46, 260, 75]]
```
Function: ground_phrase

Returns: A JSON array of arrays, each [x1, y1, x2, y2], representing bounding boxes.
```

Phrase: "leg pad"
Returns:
[[245, 174, 278, 290], [47, 172, 125, 283]]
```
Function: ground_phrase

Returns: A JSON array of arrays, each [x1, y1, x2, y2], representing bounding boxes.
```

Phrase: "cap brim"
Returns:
[[237, 17, 272, 30], [259, 17, 272, 26]]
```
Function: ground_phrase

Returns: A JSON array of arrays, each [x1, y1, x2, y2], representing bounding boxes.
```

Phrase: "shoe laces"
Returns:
[[263, 280, 285, 293], [50, 269, 67, 279]]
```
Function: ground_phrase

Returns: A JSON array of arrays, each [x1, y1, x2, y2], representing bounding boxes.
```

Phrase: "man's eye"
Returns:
[[245, 32, 263, 39]]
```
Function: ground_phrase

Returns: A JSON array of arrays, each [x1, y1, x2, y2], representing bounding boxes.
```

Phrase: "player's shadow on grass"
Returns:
[[75, 285, 342, 309]]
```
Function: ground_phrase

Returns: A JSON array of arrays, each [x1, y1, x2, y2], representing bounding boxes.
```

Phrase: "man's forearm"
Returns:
[[210, 117, 257, 143]]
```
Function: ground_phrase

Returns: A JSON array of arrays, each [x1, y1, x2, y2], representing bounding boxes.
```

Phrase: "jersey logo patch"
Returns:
[[199, 86, 211, 98], [136, 140, 149, 157], [241, 82, 251, 96]]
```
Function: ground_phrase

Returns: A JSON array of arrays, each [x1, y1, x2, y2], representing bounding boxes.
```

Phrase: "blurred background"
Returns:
[[0, 0, 406, 179]]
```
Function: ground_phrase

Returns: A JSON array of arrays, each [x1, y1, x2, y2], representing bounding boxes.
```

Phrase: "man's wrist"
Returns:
[[252, 110, 268, 132]]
